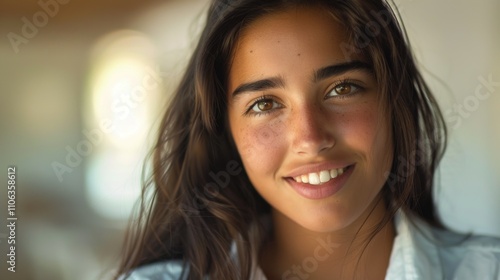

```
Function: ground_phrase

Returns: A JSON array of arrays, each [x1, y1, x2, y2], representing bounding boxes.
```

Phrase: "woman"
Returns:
[[116, 0, 500, 279]]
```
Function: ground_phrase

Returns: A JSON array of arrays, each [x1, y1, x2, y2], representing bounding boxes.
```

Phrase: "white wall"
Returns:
[[395, 0, 500, 235]]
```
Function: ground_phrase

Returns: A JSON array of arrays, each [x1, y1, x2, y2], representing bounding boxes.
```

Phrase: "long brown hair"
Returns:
[[116, 0, 447, 279]]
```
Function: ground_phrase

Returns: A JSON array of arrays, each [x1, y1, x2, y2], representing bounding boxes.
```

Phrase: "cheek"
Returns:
[[232, 118, 287, 177], [339, 104, 392, 173], [336, 105, 377, 143]]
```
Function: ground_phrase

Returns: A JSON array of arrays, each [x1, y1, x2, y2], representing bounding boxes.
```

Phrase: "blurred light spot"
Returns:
[[84, 30, 160, 220]]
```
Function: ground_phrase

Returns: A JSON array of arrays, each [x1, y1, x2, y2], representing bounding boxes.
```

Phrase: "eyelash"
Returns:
[[244, 79, 364, 116], [325, 79, 364, 100], [244, 95, 280, 116]]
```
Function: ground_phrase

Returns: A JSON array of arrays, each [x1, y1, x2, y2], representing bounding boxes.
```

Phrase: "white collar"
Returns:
[[385, 211, 443, 279]]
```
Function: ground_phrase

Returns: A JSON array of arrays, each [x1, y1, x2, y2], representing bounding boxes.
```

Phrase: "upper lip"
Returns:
[[285, 161, 354, 178]]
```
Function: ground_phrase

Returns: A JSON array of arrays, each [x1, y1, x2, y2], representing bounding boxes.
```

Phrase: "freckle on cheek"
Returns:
[[239, 120, 285, 170]]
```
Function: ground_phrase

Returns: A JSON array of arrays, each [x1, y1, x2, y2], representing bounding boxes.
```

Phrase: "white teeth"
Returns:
[[319, 170, 330, 183], [293, 167, 347, 185], [301, 175, 309, 183], [309, 173, 320, 185], [330, 169, 338, 178]]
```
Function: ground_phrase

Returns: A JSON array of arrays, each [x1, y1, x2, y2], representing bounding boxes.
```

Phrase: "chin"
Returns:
[[295, 207, 358, 233]]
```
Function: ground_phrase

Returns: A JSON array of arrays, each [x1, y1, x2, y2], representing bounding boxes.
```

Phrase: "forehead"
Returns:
[[239, 6, 344, 42], [228, 6, 359, 91]]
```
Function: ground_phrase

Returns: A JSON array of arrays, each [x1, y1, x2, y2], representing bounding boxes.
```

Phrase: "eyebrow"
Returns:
[[231, 60, 372, 98], [313, 60, 372, 82], [232, 76, 286, 98]]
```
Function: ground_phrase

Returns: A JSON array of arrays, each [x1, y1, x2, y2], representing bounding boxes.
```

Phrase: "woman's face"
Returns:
[[227, 7, 393, 232]]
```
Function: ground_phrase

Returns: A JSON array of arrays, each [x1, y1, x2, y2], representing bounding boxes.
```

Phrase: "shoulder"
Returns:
[[118, 260, 187, 280], [388, 211, 500, 280]]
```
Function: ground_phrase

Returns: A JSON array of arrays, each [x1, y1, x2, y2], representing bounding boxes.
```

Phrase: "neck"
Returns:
[[259, 197, 395, 280]]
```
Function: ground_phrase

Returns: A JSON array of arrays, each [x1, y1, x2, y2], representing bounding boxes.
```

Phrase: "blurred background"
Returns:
[[0, 0, 499, 279]]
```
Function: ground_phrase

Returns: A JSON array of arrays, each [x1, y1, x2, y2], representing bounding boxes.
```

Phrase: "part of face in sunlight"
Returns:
[[227, 6, 393, 233]]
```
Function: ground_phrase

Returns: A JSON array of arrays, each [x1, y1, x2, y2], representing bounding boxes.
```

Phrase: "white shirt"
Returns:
[[122, 212, 500, 279]]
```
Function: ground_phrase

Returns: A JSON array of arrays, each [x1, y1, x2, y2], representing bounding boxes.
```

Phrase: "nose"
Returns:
[[290, 102, 335, 155]]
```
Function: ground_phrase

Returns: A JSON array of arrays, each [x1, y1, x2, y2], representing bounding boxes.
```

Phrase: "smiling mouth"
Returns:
[[291, 166, 351, 185]]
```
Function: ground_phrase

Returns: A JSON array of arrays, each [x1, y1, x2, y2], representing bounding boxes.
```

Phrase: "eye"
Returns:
[[252, 99, 279, 112], [246, 97, 282, 115], [326, 81, 363, 98]]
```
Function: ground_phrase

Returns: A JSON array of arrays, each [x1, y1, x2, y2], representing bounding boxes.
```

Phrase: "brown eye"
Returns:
[[257, 100, 273, 111], [326, 82, 361, 98], [334, 84, 352, 95], [248, 98, 282, 115]]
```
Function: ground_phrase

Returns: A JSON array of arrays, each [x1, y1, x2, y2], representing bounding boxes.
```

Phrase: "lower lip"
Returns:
[[286, 165, 354, 200]]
